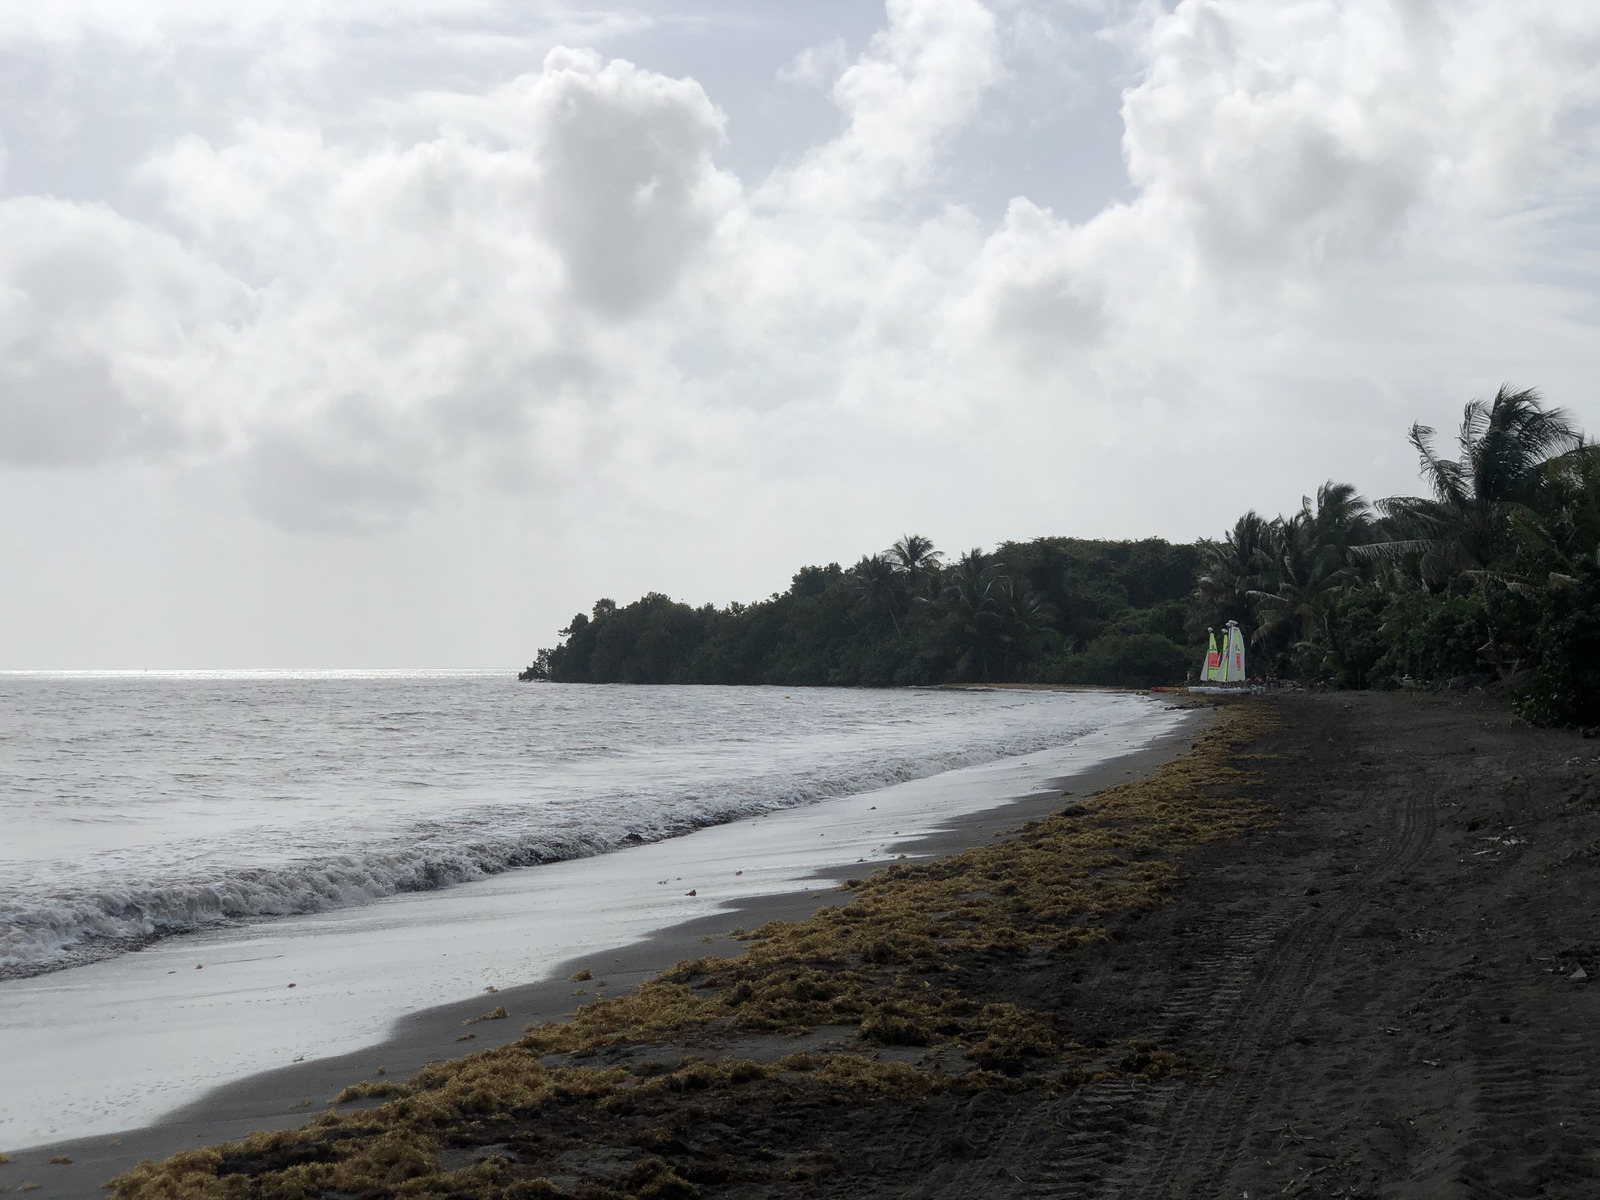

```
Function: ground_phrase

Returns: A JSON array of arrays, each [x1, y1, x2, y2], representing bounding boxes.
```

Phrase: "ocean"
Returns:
[[2, 672, 1163, 977], [0, 673, 1185, 1146]]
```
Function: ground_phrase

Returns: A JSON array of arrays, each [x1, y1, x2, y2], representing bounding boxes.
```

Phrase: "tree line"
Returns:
[[522, 386, 1600, 726], [521, 535, 1201, 689], [1193, 386, 1599, 726]]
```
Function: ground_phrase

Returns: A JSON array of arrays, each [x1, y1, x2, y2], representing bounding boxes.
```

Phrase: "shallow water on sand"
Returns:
[[2, 674, 1152, 976]]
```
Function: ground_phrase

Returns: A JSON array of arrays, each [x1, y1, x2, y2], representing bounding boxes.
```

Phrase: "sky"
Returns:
[[2, 0, 1598, 668]]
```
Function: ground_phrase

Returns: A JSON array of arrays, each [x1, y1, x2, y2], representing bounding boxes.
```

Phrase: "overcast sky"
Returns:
[[2, 0, 1597, 668]]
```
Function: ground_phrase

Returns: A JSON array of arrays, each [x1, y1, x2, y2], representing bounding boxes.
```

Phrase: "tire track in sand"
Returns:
[[1096, 736, 1439, 1199]]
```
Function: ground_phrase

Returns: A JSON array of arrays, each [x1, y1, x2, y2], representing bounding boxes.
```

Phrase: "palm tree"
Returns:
[[942, 549, 1005, 680], [994, 576, 1057, 678], [1303, 480, 1375, 553], [1369, 386, 1581, 587], [1194, 511, 1272, 630], [1503, 443, 1600, 587], [847, 553, 909, 632], [938, 550, 1055, 680], [1248, 513, 1356, 646], [885, 534, 945, 600]]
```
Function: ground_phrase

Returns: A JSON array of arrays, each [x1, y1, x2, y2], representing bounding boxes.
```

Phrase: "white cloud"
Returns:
[[0, 1, 643, 49], [0, 196, 246, 467], [1, 0, 1599, 569], [1119, 0, 1600, 274], [767, 0, 1001, 210], [778, 38, 850, 90]]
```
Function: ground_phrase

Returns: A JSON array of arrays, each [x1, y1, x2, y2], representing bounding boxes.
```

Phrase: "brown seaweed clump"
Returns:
[[108, 702, 1273, 1200]]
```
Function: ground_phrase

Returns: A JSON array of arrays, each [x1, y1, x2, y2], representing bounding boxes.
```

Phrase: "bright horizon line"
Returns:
[[0, 667, 515, 678]]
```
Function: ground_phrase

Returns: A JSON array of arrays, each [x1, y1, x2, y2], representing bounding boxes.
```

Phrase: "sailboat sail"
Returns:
[[1222, 622, 1246, 682], [1203, 630, 1221, 681]]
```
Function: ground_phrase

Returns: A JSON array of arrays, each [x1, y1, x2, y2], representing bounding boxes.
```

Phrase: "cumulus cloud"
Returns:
[[769, 0, 1001, 210], [1119, 0, 1600, 273], [0, 0, 1598, 546], [0, 197, 245, 467], [112, 46, 740, 528]]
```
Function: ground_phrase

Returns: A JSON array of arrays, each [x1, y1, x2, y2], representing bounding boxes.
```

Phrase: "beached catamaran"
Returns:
[[1192, 619, 1252, 693]]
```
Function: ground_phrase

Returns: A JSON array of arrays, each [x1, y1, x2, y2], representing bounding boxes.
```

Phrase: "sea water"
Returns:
[[0, 673, 1186, 1146], [1, 673, 1159, 977]]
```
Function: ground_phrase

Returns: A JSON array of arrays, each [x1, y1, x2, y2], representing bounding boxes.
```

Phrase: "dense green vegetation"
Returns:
[[520, 535, 1202, 688], [1193, 386, 1600, 725], [523, 386, 1600, 725]]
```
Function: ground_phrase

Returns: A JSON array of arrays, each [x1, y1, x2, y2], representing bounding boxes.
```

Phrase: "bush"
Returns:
[[1515, 569, 1600, 727], [1053, 633, 1193, 688], [1373, 587, 1493, 684]]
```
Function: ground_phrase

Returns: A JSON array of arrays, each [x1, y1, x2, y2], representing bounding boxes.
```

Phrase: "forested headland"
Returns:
[[522, 535, 1200, 690], [523, 386, 1600, 726]]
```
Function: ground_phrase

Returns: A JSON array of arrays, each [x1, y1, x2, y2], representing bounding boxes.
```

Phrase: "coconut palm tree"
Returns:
[[938, 550, 1055, 680], [1495, 444, 1600, 582], [1248, 513, 1357, 647], [1369, 386, 1581, 587], [1303, 480, 1375, 553], [847, 553, 909, 631], [994, 576, 1058, 678], [1193, 511, 1273, 631], [886, 534, 945, 600], [941, 549, 1005, 680]]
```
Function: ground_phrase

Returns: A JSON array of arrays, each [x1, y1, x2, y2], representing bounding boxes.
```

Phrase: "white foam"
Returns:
[[0, 701, 1191, 1149], [1, 682, 1154, 974]]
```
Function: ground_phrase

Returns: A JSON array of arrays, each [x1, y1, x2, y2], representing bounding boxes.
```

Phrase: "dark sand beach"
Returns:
[[9, 691, 1600, 1199]]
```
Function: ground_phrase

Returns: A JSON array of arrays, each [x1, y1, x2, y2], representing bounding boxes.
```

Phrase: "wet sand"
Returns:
[[1, 705, 1211, 1199]]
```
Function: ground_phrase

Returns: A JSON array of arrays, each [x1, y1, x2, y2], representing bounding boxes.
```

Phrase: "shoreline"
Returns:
[[4, 703, 1211, 1198], [4, 681, 1138, 988]]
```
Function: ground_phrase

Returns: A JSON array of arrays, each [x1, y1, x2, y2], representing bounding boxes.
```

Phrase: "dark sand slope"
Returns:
[[955, 691, 1600, 1199], [10, 693, 1599, 1199], [1115, 691, 1599, 1200]]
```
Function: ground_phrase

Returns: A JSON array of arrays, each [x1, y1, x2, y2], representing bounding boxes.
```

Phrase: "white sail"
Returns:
[[1222, 621, 1246, 683]]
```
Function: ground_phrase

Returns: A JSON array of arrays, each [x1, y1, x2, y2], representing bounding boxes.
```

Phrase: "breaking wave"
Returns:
[[0, 679, 1151, 978]]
